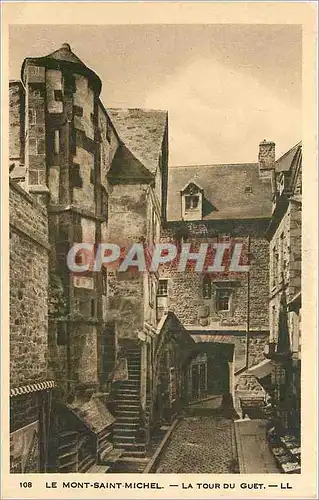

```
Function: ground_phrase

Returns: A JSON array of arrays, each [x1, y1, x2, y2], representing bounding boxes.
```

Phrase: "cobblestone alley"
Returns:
[[155, 414, 238, 473]]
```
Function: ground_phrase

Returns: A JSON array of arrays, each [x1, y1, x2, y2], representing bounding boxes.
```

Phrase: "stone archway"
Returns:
[[187, 339, 234, 401]]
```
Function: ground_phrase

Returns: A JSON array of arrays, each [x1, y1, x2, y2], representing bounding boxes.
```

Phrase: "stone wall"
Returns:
[[10, 181, 49, 388], [269, 202, 302, 343], [247, 332, 269, 368], [9, 81, 25, 164], [159, 219, 270, 332], [107, 183, 149, 340]]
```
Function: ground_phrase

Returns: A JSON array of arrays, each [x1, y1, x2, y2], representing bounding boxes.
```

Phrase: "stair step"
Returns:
[[87, 464, 110, 473], [116, 388, 140, 393], [58, 459, 77, 470], [101, 448, 123, 464], [79, 455, 96, 473], [120, 449, 147, 458], [99, 442, 113, 456], [115, 408, 140, 413], [116, 411, 140, 417], [113, 430, 139, 438], [116, 381, 140, 387], [114, 436, 139, 444], [117, 414, 140, 419], [113, 425, 139, 431], [113, 389, 139, 401], [113, 391, 139, 396], [114, 440, 146, 449], [113, 401, 140, 406], [59, 451, 77, 460], [60, 431, 78, 438], [114, 422, 140, 429], [113, 393, 139, 398], [116, 400, 139, 405]]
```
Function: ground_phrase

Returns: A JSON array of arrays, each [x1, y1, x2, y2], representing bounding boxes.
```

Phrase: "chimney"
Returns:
[[258, 139, 275, 178]]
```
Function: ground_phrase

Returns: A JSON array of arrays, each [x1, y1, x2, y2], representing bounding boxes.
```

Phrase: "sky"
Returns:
[[10, 24, 302, 165]]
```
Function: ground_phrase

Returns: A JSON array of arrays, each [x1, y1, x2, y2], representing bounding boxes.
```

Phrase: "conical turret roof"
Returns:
[[45, 43, 85, 66], [21, 42, 102, 95]]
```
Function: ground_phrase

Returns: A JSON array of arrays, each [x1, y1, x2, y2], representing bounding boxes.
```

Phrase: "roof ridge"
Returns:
[[276, 141, 302, 163], [109, 107, 168, 114], [169, 162, 258, 168]]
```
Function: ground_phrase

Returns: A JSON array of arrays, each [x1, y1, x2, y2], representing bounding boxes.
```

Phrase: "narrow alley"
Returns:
[[155, 396, 239, 474]]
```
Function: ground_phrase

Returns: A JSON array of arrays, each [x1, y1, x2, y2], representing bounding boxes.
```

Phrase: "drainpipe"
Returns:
[[245, 235, 251, 369]]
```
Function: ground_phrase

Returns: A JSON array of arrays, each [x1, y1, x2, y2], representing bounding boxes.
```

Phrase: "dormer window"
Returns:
[[181, 181, 203, 221]]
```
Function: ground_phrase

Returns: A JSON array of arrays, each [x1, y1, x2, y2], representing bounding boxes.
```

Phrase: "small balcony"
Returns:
[[264, 342, 291, 361], [264, 342, 276, 359]]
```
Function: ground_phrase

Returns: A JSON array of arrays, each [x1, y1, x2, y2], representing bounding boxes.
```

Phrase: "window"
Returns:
[[32, 89, 42, 99], [272, 305, 276, 340], [91, 299, 96, 318], [216, 289, 232, 312], [70, 164, 83, 188], [106, 118, 111, 143], [28, 109, 36, 125], [54, 89, 63, 102], [73, 105, 83, 117], [181, 182, 203, 221], [57, 322, 67, 346], [152, 209, 157, 234], [102, 268, 107, 296], [272, 246, 278, 286], [185, 195, 199, 210], [279, 233, 285, 278], [156, 279, 168, 320], [90, 167, 95, 184], [101, 188, 108, 219], [157, 279, 168, 297], [149, 275, 156, 307], [75, 251, 85, 265], [203, 276, 212, 299], [169, 367, 177, 404], [54, 130, 60, 154]]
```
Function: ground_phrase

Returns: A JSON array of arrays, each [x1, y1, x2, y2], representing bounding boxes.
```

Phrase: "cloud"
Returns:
[[144, 58, 301, 165]]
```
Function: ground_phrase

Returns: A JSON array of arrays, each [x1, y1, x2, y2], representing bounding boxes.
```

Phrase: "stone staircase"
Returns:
[[57, 427, 123, 473], [112, 345, 147, 458]]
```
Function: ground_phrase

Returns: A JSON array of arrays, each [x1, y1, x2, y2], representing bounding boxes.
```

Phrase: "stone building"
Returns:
[[264, 142, 302, 435], [9, 41, 302, 472], [158, 141, 277, 412], [9, 179, 55, 472], [9, 43, 193, 471]]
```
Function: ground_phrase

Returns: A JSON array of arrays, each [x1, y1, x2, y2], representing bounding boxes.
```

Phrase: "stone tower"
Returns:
[[21, 43, 117, 398]]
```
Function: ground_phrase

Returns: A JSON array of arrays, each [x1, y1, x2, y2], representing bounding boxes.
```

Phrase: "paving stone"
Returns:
[[156, 415, 238, 473]]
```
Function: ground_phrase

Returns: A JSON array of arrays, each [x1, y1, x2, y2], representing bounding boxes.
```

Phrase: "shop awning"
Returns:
[[10, 380, 56, 397], [67, 395, 116, 435], [247, 359, 275, 379]]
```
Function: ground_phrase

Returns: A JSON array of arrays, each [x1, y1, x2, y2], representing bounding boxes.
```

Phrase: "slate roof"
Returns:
[[68, 396, 115, 434], [108, 108, 167, 175], [167, 163, 273, 221], [275, 141, 302, 173], [46, 43, 85, 66], [191, 334, 239, 343], [21, 43, 102, 94]]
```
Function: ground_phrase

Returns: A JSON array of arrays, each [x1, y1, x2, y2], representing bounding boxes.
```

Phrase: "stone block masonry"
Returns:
[[10, 181, 49, 388], [9, 81, 25, 165], [159, 220, 270, 332]]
